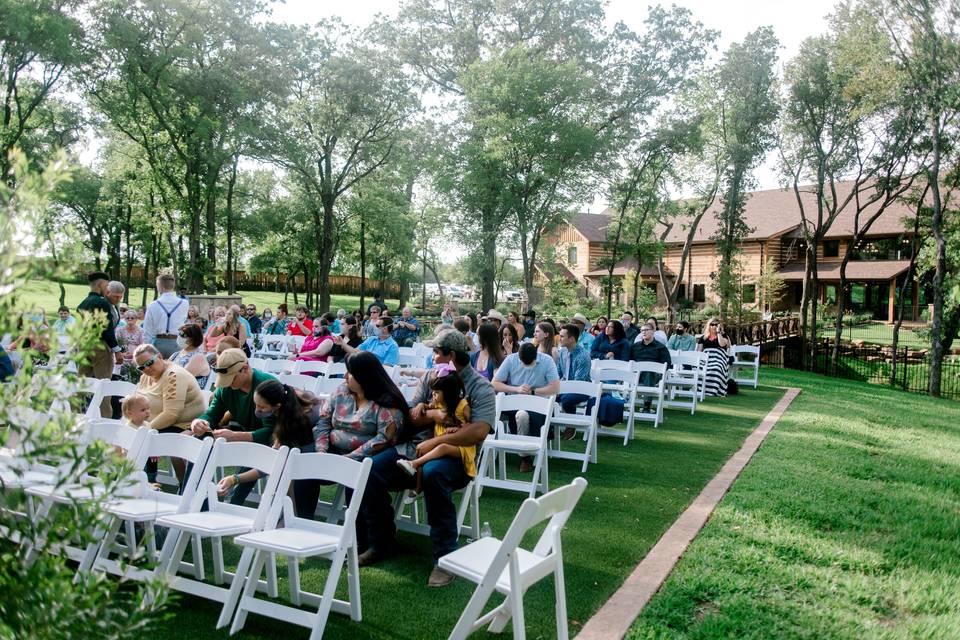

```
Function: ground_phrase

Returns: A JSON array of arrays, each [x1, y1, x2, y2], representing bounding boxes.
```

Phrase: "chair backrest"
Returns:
[[289, 335, 306, 351], [397, 353, 422, 368], [84, 420, 153, 471], [554, 381, 602, 409], [590, 367, 639, 387], [294, 360, 328, 375], [140, 431, 214, 505], [668, 349, 679, 359], [315, 377, 344, 399], [732, 344, 760, 362], [495, 392, 554, 418], [248, 357, 269, 371], [479, 477, 588, 580], [325, 362, 347, 378], [398, 346, 417, 357], [277, 373, 320, 394], [591, 359, 631, 372], [382, 365, 400, 382], [262, 359, 295, 375], [630, 361, 667, 375], [98, 380, 138, 399], [192, 440, 289, 525], [672, 352, 703, 369]]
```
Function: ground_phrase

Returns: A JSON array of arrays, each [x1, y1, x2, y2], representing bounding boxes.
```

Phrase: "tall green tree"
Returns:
[[712, 27, 780, 320]]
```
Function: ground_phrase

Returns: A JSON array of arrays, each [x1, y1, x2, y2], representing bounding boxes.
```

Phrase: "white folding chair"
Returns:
[[393, 471, 481, 541], [629, 361, 668, 429], [278, 373, 321, 395], [77, 432, 215, 578], [294, 360, 328, 376], [153, 440, 289, 606], [24, 422, 153, 563], [590, 359, 631, 373], [730, 344, 760, 389], [289, 335, 307, 355], [476, 394, 554, 498], [219, 452, 373, 638], [590, 367, 639, 445], [0, 408, 77, 492], [315, 377, 344, 402], [86, 379, 138, 419], [398, 346, 418, 357], [397, 353, 422, 369], [439, 477, 589, 640], [664, 352, 701, 415], [248, 357, 270, 372], [324, 362, 347, 379], [548, 381, 602, 472], [693, 351, 709, 401], [382, 365, 401, 382], [253, 335, 288, 360], [261, 359, 295, 375]]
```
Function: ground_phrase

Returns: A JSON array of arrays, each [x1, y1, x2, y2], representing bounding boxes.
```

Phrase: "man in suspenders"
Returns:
[[142, 274, 189, 358]]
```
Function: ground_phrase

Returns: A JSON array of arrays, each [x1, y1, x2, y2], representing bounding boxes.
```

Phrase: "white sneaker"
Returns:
[[397, 459, 417, 476], [402, 489, 421, 505]]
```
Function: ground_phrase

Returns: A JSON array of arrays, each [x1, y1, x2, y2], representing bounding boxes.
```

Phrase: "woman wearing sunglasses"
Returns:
[[696, 317, 731, 397]]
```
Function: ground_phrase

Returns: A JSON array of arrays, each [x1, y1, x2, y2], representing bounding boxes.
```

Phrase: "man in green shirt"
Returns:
[[667, 321, 697, 352], [77, 271, 123, 417], [190, 348, 278, 504]]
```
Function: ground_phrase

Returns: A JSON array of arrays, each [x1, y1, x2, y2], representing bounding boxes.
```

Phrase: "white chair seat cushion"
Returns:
[[439, 537, 548, 594], [107, 496, 179, 521], [234, 527, 341, 557], [484, 440, 541, 454], [157, 511, 255, 536]]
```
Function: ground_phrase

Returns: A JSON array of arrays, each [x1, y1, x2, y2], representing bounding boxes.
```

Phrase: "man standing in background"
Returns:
[[77, 271, 123, 416], [142, 274, 188, 358]]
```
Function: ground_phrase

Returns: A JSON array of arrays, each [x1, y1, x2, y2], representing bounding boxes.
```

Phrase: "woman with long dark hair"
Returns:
[[329, 315, 363, 363], [697, 317, 731, 397], [313, 351, 407, 460], [590, 319, 631, 361], [216, 379, 322, 516], [499, 322, 520, 355], [470, 322, 506, 380]]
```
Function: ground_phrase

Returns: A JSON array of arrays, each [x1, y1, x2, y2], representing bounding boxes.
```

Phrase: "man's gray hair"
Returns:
[[133, 343, 160, 359], [107, 280, 125, 293]]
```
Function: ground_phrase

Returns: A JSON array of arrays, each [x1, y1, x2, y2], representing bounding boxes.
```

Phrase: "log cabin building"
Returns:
[[539, 182, 924, 323]]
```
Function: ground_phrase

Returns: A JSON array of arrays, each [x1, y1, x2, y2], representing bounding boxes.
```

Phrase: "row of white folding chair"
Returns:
[[730, 344, 761, 389], [663, 352, 707, 414], [629, 361, 668, 429], [440, 476, 588, 640], [476, 393, 555, 498]]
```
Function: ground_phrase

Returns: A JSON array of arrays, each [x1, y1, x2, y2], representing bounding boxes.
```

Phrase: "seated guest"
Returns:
[[571, 313, 593, 350], [286, 304, 313, 337], [190, 348, 279, 504], [470, 322, 505, 380], [506, 310, 525, 339], [358, 331, 494, 587], [591, 316, 608, 336], [53, 306, 76, 334], [590, 319, 631, 361], [630, 323, 672, 412], [644, 316, 668, 345], [245, 304, 262, 335], [440, 301, 455, 326], [339, 317, 399, 366], [263, 304, 289, 335], [208, 306, 249, 356], [185, 305, 205, 331], [668, 321, 696, 351], [534, 321, 558, 361], [522, 309, 536, 340], [363, 306, 381, 339], [116, 308, 145, 364], [292, 317, 334, 363], [260, 307, 273, 327], [556, 322, 593, 439], [392, 306, 420, 347], [453, 318, 476, 353], [329, 316, 363, 363], [697, 317, 731, 397], [620, 311, 639, 343], [333, 309, 346, 335], [217, 379, 321, 517], [203, 306, 227, 352], [492, 342, 560, 472], [484, 309, 505, 329], [170, 323, 211, 389], [499, 322, 520, 355]]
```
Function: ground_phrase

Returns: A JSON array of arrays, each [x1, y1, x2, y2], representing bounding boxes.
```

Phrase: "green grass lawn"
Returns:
[[628, 368, 960, 639], [142, 386, 786, 639], [12, 279, 399, 318]]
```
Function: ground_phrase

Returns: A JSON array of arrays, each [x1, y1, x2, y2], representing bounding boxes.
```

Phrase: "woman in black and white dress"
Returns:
[[697, 317, 731, 397]]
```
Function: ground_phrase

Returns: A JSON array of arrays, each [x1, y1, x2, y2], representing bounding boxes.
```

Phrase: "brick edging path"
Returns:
[[576, 387, 802, 640]]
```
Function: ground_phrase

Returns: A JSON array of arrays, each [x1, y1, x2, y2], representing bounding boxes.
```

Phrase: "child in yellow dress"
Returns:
[[397, 364, 475, 498]]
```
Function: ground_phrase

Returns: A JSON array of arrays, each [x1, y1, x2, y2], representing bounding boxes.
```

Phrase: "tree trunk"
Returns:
[[890, 233, 920, 385], [226, 156, 238, 295], [204, 187, 217, 294], [359, 215, 366, 312], [480, 207, 497, 311], [316, 194, 335, 314], [927, 117, 946, 396], [421, 248, 427, 313]]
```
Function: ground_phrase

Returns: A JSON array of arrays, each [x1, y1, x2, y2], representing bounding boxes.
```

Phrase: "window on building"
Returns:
[[677, 283, 686, 300], [693, 284, 706, 303], [824, 240, 840, 258], [742, 284, 756, 304], [567, 245, 578, 266]]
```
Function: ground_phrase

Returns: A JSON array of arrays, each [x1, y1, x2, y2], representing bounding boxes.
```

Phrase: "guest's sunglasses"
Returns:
[[212, 361, 244, 374], [136, 357, 158, 371]]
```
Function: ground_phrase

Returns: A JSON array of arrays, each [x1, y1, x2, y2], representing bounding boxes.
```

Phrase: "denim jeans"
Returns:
[[557, 392, 591, 415], [360, 446, 470, 563]]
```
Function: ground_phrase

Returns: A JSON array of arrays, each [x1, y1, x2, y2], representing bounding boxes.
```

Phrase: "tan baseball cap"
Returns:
[[485, 309, 505, 322], [571, 313, 589, 326], [213, 348, 248, 387]]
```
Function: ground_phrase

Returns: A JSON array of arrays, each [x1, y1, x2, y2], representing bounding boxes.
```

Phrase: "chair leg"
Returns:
[[267, 552, 279, 598], [191, 534, 205, 580], [554, 558, 569, 640], [124, 519, 138, 557], [212, 536, 225, 584], [229, 549, 268, 635], [288, 556, 302, 606], [145, 522, 158, 561], [509, 585, 526, 640], [308, 548, 348, 640], [216, 546, 257, 629], [346, 545, 362, 621]]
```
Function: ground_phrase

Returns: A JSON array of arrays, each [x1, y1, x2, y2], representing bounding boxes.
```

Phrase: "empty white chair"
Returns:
[[324, 362, 347, 379], [219, 452, 373, 638], [294, 360, 328, 376], [439, 477, 589, 640], [548, 380, 602, 472], [730, 344, 760, 389], [629, 361, 668, 429], [86, 379, 138, 419], [153, 441, 289, 606], [476, 394, 554, 498], [664, 352, 702, 415], [77, 432, 214, 578], [278, 373, 321, 395], [590, 367, 639, 445]]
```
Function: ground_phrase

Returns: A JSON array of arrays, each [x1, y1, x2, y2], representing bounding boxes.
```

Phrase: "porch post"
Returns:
[[887, 277, 896, 324], [911, 277, 919, 322]]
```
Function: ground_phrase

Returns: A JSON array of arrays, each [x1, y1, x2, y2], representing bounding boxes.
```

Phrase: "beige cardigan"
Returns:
[[137, 363, 206, 430]]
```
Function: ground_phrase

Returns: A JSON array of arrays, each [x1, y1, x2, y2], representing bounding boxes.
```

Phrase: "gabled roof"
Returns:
[[568, 213, 612, 242], [776, 260, 912, 281], [595, 180, 918, 244]]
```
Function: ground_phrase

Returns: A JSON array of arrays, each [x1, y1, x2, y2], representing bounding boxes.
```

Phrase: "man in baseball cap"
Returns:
[[570, 313, 593, 350], [359, 325, 495, 587], [483, 309, 505, 328]]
